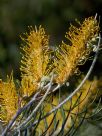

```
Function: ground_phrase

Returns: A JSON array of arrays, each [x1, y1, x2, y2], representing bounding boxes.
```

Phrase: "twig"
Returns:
[[15, 74, 54, 130], [1, 91, 40, 136]]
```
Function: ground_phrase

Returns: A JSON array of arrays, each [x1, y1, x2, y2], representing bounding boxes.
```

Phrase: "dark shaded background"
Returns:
[[0, 0, 102, 80]]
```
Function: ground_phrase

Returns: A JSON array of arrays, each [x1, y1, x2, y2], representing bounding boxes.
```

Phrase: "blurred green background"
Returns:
[[0, 0, 102, 80]]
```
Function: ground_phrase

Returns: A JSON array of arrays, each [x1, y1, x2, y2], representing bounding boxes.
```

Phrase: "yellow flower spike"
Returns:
[[0, 74, 18, 124], [20, 26, 50, 97], [54, 17, 99, 84]]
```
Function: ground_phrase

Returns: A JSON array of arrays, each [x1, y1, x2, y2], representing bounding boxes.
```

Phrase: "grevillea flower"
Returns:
[[20, 26, 50, 97], [54, 17, 99, 84], [0, 74, 18, 124]]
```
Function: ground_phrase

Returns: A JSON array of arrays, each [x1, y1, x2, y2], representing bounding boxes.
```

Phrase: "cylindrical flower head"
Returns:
[[0, 74, 18, 124], [20, 26, 50, 97], [54, 17, 99, 84]]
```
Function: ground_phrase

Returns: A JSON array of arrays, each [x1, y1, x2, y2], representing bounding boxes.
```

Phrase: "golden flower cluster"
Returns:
[[20, 26, 50, 97], [54, 17, 99, 83], [0, 74, 18, 124]]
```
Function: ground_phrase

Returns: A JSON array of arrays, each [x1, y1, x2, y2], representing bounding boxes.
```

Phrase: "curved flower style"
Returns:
[[54, 17, 99, 84], [20, 26, 50, 97], [0, 75, 18, 124]]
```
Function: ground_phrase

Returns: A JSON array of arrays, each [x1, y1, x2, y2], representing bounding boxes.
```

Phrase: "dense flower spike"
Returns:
[[20, 26, 50, 97], [54, 17, 99, 84], [0, 75, 18, 124]]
